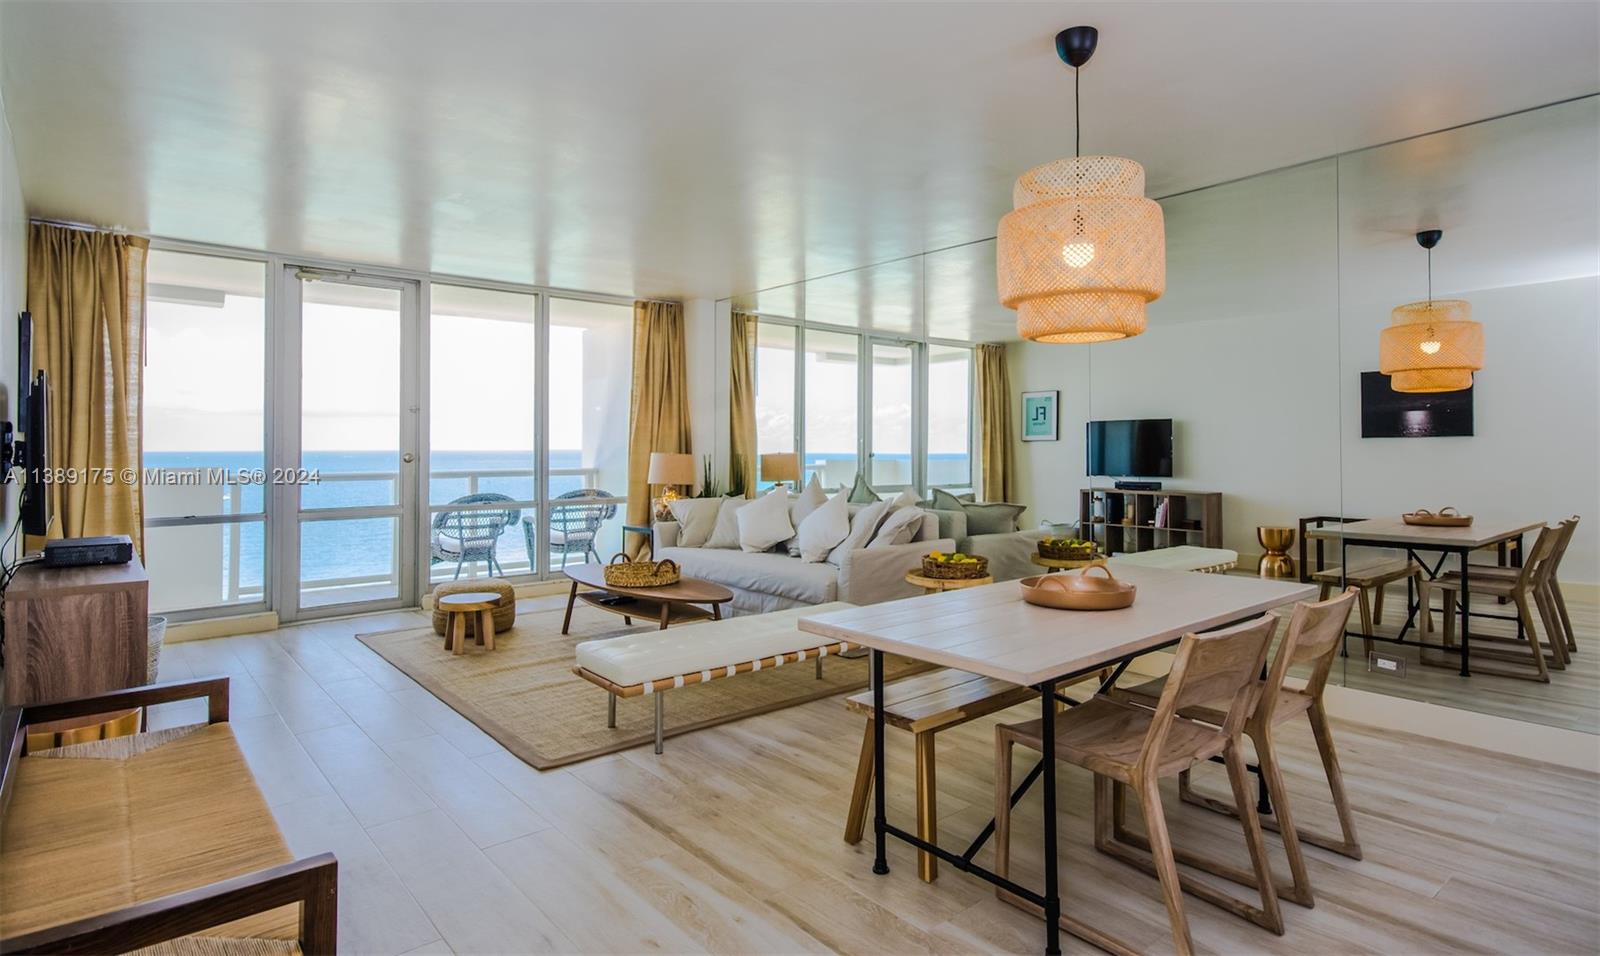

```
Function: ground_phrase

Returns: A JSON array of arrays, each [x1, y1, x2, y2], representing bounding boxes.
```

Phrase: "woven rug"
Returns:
[[357, 603, 926, 769]]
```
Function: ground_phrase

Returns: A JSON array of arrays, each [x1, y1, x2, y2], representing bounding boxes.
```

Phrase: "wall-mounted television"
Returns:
[[1360, 371, 1473, 438], [16, 311, 51, 536], [1087, 419, 1174, 478]]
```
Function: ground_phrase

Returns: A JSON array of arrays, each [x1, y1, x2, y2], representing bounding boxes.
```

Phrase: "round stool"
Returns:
[[438, 592, 502, 654], [431, 579, 516, 637]]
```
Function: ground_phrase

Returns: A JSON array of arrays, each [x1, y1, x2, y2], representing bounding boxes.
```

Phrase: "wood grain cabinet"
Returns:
[[2, 558, 150, 708]]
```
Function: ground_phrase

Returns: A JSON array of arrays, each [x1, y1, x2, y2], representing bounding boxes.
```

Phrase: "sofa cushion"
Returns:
[[705, 497, 750, 549], [797, 491, 851, 563], [847, 473, 881, 504], [784, 474, 828, 556], [829, 500, 887, 567], [668, 497, 722, 547], [870, 506, 925, 548], [655, 546, 840, 606], [737, 487, 794, 552], [932, 489, 1025, 534]]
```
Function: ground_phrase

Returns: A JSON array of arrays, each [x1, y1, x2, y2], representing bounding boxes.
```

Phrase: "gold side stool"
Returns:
[[1257, 526, 1296, 578]]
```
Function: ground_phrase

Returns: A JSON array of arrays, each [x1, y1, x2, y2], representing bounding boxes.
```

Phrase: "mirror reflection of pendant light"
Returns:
[[997, 26, 1165, 343], [1379, 230, 1483, 392]]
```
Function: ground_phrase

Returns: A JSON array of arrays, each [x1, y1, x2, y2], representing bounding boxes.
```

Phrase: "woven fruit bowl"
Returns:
[[603, 554, 681, 588], [1038, 537, 1097, 561], [921, 551, 989, 580]]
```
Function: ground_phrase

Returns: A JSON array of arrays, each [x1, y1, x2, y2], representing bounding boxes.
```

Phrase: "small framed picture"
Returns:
[[1021, 389, 1059, 442]]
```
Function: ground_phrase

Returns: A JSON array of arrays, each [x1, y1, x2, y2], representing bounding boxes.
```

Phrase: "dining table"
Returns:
[[1304, 517, 1542, 676], [798, 565, 1315, 955]]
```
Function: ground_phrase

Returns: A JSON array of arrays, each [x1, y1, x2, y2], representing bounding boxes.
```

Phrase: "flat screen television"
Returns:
[[1087, 419, 1173, 478], [16, 311, 50, 536], [1360, 371, 1473, 438]]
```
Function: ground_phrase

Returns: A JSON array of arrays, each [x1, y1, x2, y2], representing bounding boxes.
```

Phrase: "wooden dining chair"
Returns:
[[1107, 587, 1362, 911], [993, 617, 1281, 956], [1471, 516, 1579, 659], [1421, 524, 1562, 681]]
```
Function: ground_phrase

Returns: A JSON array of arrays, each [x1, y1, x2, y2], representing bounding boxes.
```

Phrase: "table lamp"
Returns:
[[647, 452, 695, 520], [760, 452, 799, 490]]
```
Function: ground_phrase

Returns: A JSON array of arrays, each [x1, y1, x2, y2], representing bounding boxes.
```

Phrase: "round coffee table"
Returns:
[[905, 571, 994, 595], [438, 591, 502, 654]]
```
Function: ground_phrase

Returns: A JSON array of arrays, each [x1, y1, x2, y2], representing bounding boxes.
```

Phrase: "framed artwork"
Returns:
[[1021, 389, 1059, 442]]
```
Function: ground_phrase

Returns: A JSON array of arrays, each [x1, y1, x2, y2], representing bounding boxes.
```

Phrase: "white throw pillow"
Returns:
[[784, 474, 828, 555], [738, 488, 795, 553], [885, 488, 921, 512], [869, 506, 925, 548], [828, 500, 888, 566], [704, 496, 749, 549], [796, 491, 851, 563], [667, 497, 721, 548]]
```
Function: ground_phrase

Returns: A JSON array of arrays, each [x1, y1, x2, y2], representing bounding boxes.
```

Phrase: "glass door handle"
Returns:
[[402, 453, 416, 463]]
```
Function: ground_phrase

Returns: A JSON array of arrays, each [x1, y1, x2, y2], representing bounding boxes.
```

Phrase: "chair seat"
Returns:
[[1108, 676, 1314, 728], [1310, 559, 1417, 588], [1001, 697, 1228, 781], [1430, 570, 1519, 596], [550, 529, 596, 546]]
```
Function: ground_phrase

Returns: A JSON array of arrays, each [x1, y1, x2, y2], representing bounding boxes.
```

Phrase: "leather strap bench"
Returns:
[[1108, 546, 1239, 574], [843, 668, 1036, 882], [572, 603, 859, 754]]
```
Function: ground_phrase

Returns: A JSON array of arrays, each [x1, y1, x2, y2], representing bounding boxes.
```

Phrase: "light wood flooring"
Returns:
[[146, 596, 1600, 955]]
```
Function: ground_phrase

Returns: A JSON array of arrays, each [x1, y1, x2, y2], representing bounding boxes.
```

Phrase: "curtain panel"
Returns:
[[728, 311, 758, 497], [976, 342, 1015, 504], [25, 223, 149, 556], [626, 300, 692, 556]]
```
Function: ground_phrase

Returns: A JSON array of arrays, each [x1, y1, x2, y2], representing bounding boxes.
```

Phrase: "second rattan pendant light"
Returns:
[[997, 26, 1165, 343], [1380, 230, 1483, 393]]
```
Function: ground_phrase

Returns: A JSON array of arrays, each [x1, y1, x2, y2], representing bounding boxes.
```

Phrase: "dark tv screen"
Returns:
[[1087, 419, 1173, 478], [1360, 372, 1473, 438]]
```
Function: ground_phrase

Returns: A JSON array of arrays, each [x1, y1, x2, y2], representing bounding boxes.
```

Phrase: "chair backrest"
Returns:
[[1517, 524, 1561, 589], [434, 493, 519, 540], [1145, 616, 1277, 757], [552, 488, 618, 532], [1542, 516, 1580, 580], [1262, 587, 1360, 711]]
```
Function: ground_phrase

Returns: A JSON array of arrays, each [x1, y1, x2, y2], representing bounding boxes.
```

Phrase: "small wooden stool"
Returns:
[[438, 592, 501, 655], [904, 571, 993, 595]]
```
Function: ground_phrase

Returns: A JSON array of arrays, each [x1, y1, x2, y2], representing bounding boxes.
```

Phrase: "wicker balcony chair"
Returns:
[[523, 488, 617, 569], [431, 492, 520, 580]]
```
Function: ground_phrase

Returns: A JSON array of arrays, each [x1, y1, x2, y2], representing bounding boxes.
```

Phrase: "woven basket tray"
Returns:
[[1402, 508, 1473, 528], [921, 555, 990, 580], [1038, 540, 1097, 561], [603, 554, 681, 588]]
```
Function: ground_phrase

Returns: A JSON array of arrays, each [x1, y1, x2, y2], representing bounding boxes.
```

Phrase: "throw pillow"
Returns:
[[885, 488, 920, 512], [931, 488, 974, 511], [847, 473, 881, 504], [667, 497, 722, 548], [737, 488, 795, 553], [704, 496, 750, 549], [965, 502, 1027, 535], [828, 500, 888, 566], [796, 491, 851, 563], [785, 474, 828, 555], [869, 506, 925, 548]]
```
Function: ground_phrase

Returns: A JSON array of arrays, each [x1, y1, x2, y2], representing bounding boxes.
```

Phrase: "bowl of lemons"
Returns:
[[1038, 537, 1098, 561], [921, 551, 990, 580]]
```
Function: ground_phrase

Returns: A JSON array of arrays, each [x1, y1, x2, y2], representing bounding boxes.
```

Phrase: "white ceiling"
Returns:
[[2, 1, 1596, 307]]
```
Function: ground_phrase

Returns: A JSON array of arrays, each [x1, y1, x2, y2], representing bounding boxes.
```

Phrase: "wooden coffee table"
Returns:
[[562, 562, 735, 634]]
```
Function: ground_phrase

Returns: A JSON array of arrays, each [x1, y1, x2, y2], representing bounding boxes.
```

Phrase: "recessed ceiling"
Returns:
[[2, 1, 1595, 304]]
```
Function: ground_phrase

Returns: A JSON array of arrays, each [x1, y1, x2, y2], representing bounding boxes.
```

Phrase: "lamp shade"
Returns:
[[997, 156, 1165, 343], [647, 452, 695, 485], [1379, 299, 1482, 393], [759, 452, 799, 483]]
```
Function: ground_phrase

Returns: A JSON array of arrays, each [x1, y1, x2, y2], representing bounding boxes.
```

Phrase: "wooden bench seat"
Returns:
[[0, 679, 337, 955], [843, 668, 1036, 882], [1311, 558, 1422, 655]]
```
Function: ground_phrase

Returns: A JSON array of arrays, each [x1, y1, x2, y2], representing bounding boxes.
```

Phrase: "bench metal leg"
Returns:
[[607, 693, 617, 729], [654, 694, 665, 754]]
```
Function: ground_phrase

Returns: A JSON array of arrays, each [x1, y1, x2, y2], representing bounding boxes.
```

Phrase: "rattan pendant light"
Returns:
[[1380, 230, 1482, 392], [997, 26, 1165, 343]]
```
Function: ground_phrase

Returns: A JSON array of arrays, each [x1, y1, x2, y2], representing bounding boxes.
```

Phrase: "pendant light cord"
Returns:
[[1427, 247, 1433, 305], [1074, 67, 1081, 157]]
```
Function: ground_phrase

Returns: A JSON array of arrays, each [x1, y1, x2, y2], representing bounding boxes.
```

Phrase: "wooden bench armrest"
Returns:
[[0, 852, 338, 956]]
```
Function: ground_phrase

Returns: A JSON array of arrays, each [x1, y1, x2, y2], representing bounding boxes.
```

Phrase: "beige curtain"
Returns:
[[626, 300, 692, 556], [26, 223, 149, 556], [976, 343, 1015, 503], [728, 311, 757, 497]]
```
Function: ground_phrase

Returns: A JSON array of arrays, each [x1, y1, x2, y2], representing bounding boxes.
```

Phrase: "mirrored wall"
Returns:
[[719, 95, 1599, 735]]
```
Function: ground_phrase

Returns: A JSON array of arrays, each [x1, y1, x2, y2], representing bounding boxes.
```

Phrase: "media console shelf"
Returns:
[[1078, 488, 1223, 554]]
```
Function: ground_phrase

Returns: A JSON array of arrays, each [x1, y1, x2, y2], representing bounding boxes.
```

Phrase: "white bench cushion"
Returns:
[[575, 602, 856, 689], [1108, 546, 1239, 573]]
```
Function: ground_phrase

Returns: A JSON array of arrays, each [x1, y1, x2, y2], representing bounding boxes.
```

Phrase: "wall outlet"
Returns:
[[1367, 651, 1407, 677]]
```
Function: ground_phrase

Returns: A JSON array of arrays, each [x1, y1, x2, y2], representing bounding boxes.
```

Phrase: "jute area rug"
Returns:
[[357, 602, 926, 769]]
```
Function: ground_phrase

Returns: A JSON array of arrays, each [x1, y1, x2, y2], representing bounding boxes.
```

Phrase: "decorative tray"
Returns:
[[1020, 565, 1136, 611], [1402, 508, 1473, 528], [603, 554, 681, 588]]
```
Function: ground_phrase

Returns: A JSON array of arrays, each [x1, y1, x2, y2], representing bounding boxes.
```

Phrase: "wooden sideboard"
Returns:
[[2, 557, 150, 708]]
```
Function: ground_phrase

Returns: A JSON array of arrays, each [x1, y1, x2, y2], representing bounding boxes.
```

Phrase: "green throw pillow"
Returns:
[[931, 488, 1024, 535], [847, 473, 881, 504]]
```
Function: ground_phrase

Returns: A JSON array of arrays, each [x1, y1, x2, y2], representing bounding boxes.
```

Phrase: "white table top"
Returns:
[[798, 566, 1315, 687], [1304, 517, 1542, 550]]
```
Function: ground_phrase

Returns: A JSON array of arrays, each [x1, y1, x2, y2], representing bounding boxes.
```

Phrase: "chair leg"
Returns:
[[1534, 585, 1569, 668], [1139, 775, 1196, 956], [1516, 594, 1551, 682], [1223, 744, 1284, 934], [453, 557, 464, 581], [992, 729, 1015, 889], [1357, 588, 1374, 658], [1373, 581, 1385, 626], [915, 731, 938, 882], [844, 719, 874, 845], [1442, 589, 1458, 649], [1252, 726, 1313, 908], [1307, 702, 1362, 859], [1552, 581, 1576, 653]]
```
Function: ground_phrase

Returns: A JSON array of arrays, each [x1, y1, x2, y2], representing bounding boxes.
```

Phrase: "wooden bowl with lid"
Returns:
[[1020, 564, 1136, 611]]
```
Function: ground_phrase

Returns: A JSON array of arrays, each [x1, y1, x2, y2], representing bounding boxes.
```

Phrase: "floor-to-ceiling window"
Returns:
[[754, 322, 798, 489], [546, 298, 632, 568], [143, 250, 269, 615], [869, 341, 917, 489], [802, 328, 861, 488], [926, 343, 974, 490]]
